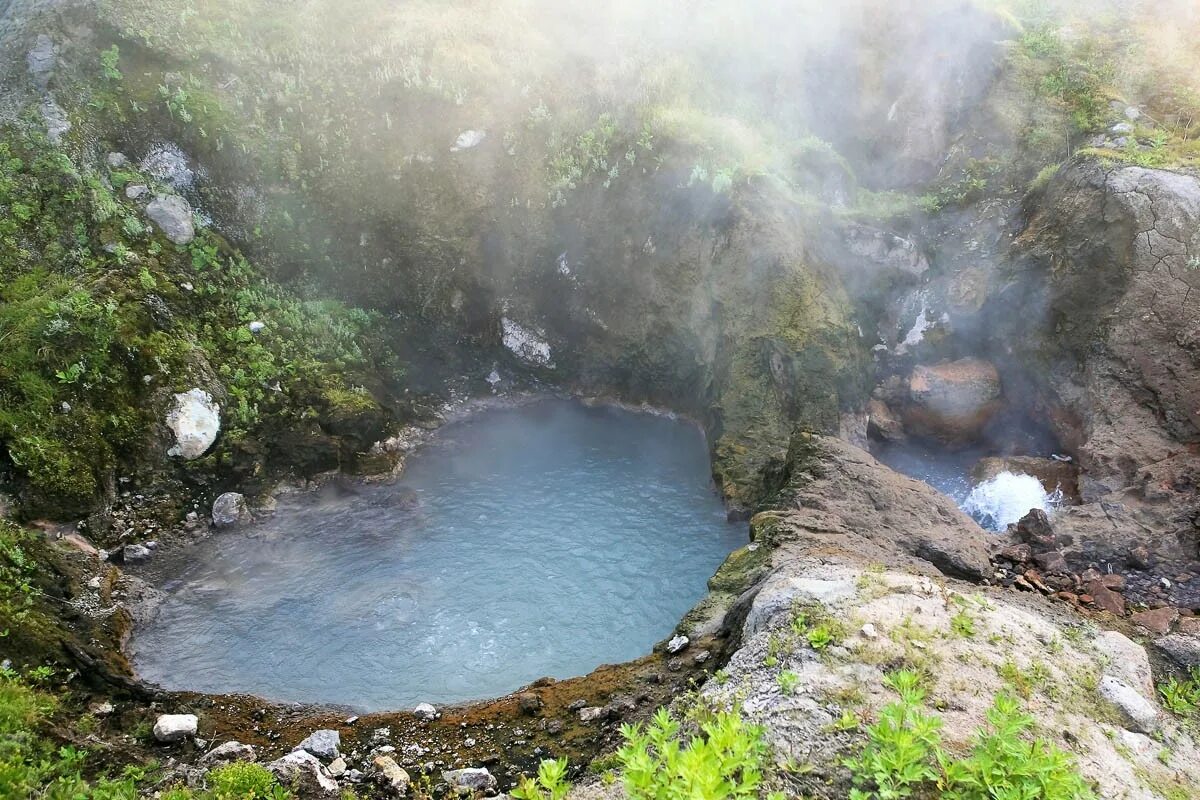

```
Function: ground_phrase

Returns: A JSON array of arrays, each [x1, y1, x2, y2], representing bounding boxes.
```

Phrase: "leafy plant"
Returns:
[[617, 707, 770, 800], [950, 610, 976, 639], [777, 670, 799, 695], [1158, 668, 1200, 716], [208, 762, 292, 800], [100, 45, 122, 81], [512, 757, 571, 800]]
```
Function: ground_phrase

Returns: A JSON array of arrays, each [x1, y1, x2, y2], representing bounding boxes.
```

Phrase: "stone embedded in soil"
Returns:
[[1032, 550, 1069, 574], [1131, 607, 1179, 635], [1098, 676, 1160, 734], [372, 755, 409, 795], [295, 728, 340, 760], [153, 713, 198, 743], [1085, 580, 1126, 616], [443, 767, 497, 794], [145, 194, 196, 245], [1155, 633, 1200, 669], [413, 703, 437, 720], [199, 740, 255, 765], [666, 634, 689, 653], [123, 543, 152, 564], [269, 750, 339, 795], [517, 692, 543, 715], [166, 389, 221, 460], [578, 706, 605, 722]]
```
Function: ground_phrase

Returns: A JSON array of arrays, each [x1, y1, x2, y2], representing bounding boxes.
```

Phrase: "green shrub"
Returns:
[[208, 761, 292, 800], [1158, 667, 1200, 716], [616, 707, 770, 800]]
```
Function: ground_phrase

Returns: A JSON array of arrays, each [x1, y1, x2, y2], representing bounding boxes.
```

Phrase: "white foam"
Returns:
[[962, 471, 1061, 531]]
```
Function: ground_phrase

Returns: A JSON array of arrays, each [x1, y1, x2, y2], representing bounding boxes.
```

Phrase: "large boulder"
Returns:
[[166, 389, 220, 459], [900, 358, 1001, 444], [212, 492, 250, 528], [294, 729, 340, 761]]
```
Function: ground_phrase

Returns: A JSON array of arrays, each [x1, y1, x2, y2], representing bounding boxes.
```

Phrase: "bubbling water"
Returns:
[[962, 471, 1063, 531]]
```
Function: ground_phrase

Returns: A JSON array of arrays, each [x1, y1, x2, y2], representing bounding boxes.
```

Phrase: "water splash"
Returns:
[[963, 471, 1062, 531]]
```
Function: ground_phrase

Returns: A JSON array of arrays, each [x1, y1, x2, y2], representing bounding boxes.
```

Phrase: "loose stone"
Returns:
[[153, 714, 198, 743]]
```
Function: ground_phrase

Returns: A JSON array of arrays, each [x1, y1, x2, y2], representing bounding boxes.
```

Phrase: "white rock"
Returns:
[[1096, 631, 1155, 696], [666, 635, 690, 654], [166, 389, 220, 459], [146, 194, 196, 245], [125, 184, 148, 200], [211, 492, 249, 528], [153, 713, 198, 742], [450, 130, 486, 151], [413, 702, 437, 720], [578, 706, 605, 722], [501, 317, 553, 367], [443, 767, 496, 793], [860, 623, 878, 639], [199, 740, 256, 765], [123, 544, 151, 564], [1099, 676, 1160, 734], [248, 321, 266, 334]]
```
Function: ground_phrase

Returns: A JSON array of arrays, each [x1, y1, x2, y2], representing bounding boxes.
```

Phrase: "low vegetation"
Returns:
[[847, 669, 1094, 800]]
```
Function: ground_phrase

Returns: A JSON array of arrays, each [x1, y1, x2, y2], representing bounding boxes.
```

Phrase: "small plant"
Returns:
[[846, 670, 942, 799], [512, 757, 570, 800], [100, 45, 122, 81], [950, 610, 976, 639], [1158, 667, 1200, 716], [617, 707, 770, 800], [777, 670, 800, 695]]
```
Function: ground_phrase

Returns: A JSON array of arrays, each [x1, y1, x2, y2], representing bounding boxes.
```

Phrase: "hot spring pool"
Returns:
[[129, 399, 745, 710]]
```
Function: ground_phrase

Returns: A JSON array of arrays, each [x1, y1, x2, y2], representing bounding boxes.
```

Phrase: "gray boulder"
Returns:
[[212, 492, 250, 528], [1099, 676, 1160, 734], [268, 750, 339, 795], [294, 729, 340, 761], [123, 544, 152, 564], [146, 195, 195, 245], [443, 767, 496, 794], [199, 740, 255, 765]]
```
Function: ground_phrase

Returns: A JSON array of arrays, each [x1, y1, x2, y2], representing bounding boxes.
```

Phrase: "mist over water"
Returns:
[[130, 400, 744, 710]]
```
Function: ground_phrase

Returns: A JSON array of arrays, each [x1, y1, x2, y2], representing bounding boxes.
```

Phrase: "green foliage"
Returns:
[[617, 707, 770, 800], [208, 762, 292, 800], [100, 45, 123, 81], [847, 670, 1094, 800], [0, 671, 146, 799], [950, 610, 976, 639], [1158, 667, 1200, 716], [512, 757, 571, 800], [0, 521, 38, 636]]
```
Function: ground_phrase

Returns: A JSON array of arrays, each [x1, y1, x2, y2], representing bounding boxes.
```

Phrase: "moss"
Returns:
[[707, 543, 771, 594]]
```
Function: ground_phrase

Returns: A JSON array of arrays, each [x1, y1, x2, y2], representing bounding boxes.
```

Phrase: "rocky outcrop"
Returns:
[[754, 434, 991, 581], [997, 160, 1200, 599], [900, 357, 1002, 444]]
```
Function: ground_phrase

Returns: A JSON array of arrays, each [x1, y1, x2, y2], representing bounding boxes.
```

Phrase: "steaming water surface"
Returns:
[[130, 399, 744, 710]]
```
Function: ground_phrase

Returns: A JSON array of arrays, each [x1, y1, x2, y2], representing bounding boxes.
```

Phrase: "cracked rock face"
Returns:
[[998, 161, 1200, 599]]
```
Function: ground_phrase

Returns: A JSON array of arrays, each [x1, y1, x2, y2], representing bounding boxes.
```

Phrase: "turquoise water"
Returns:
[[130, 399, 744, 710]]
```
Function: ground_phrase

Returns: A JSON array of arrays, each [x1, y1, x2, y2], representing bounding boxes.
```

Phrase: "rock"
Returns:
[[328, 757, 347, 778], [693, 649, 711, 664], [126, 184, 149, 200], [166, 389, 220, 459], [1155, 633, 1200, 669], [153, 714, 198, 743], [295, 729, 340, 761], [123, 543, 151, 564], [373, 755, 410, 795], [517, 693, 543, 715], [40, 97, 70, 144], [106, 152, 129, 168], [1096, 631, 1155, 696], [1131, 607, 1179, 635], [860, 623, 878, 639], [450, 130, 486, 151], [666, 634, 689, 654], [996, 543, 1032, 563], [1012, 509, 1056, 551], [578, 706, 606, 722], [199, 741, 255, 765], [248, 321, 266, 334], [140, 144, 195, 190], [1127, 545, 1151, 570], [413, 702, 437, 720], [1085, 581, 1126, 616], [269, 750, 339, 795], [443, 767, 497, 794], [146, 194, 196, 245], [26, 35, 56, 85], [1100, 574, 1125, 591], [866, 398, 906, 443], [1098, 676, 1160, 734], [212, 492, 250, 528], [1032, 550, 1069, 575], [901, 358, 1001, 444], [500, 317, 553, 367]]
